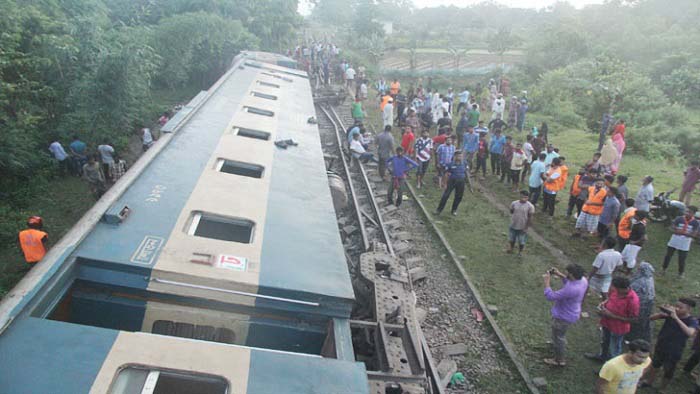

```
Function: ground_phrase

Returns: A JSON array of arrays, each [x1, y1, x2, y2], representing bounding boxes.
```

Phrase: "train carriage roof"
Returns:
[[71, 53, 353, 316]]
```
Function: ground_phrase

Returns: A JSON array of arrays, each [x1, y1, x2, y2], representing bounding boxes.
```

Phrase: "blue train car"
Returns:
[[0, 52, 368, 394]]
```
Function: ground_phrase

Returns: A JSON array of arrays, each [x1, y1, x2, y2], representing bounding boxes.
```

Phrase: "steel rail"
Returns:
[[327, 106, 395, 257], [404, 181, 541, 394], [317, 105, 370, 251]]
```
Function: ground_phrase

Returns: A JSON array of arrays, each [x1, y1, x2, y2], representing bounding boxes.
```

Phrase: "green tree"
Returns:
[[487, 27, 520, 69]]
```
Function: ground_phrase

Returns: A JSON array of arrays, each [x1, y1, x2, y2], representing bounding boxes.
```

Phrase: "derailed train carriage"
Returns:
[[0, 52, 371, 393]]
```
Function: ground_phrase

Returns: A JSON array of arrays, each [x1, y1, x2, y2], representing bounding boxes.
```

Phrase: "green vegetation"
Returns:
[[0, 0, 301, 295]]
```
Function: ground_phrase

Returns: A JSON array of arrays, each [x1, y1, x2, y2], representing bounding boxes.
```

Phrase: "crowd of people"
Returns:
[[46, 111, 172, 199], [339, 70, 700, 393]]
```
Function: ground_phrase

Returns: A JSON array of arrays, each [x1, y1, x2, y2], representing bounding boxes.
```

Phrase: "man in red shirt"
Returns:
[[400, 127, 415, 157], [586, 276, 640, 362]]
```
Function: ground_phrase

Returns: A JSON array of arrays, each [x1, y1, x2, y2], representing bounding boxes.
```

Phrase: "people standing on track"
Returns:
[[97, 141, 116, 183], [528, 153, 547, 206], [489, 128, 506, 177], [499, 135, 514, 184], [588, 237, 623, 299], [394, 89, 407, 126], [542, 158, 564, 217], [376, 125, 395, 180], [351, 97, 365, 123], [462, 126, 479, 171], [543, 263, 588, 366], [679, 160, 700, 206], [83, 154, 107, 199], [400, 126, 415, 157], [640, 298, 699, 393], [382, 97, 394, 129], [507, 190, 535, 255], [661, 206, 699, 278], [474, 133, 489, 179], [586, 276, 639, 362], [597, 186, 621, 240], [69, 135, 88, 177], [386, 147, 417, 207], [634, 176, 654, 212], [574, 178, 608, 237], [436, 135, 456, 190], [595, 339, 651, 394], [414, 130, 433, 189], [435, 152, 468, 216], [510, 143, 527, 192], [48, 138, 69, 176], [18, 216, 48, 268]]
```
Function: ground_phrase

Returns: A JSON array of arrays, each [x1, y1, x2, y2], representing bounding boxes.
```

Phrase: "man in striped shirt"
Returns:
[[414, 130, 433, 189], [436, 136, 456, 190]]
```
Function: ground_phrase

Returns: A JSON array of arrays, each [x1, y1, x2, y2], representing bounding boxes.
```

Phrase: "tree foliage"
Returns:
[[0, 0, 300, 245]]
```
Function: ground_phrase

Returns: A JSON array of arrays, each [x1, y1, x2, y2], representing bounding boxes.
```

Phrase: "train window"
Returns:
[[109, 366, 228, 394], [243, 106, 274, 117], [234, 127, 270, 141], [256, 80, 280, 88], [251, 91, 277, 100], [188, 212, 254, 244], [216, 159, 264, 178]]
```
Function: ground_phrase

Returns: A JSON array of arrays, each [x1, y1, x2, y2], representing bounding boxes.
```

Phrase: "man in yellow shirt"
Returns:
[[596, 339, 651, 394]]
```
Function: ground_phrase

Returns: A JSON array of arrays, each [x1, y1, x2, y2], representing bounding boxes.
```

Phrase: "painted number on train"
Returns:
[[216, 254, 247, 271], [145, 184, 167, 203]]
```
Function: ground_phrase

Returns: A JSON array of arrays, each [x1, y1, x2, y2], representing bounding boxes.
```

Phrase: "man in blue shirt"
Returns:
[[386, 147, 418, 207], [489, 128, 506, 176], [436, 136, 456, 189], [435, 153, 468, 216], [462, 127, 479, 170], [528, 153, 547, 205], [598, 186, 621, 239]]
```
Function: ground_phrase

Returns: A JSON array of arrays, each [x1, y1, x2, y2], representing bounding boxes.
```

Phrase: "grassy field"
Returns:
[[362, 90, 698, 393]]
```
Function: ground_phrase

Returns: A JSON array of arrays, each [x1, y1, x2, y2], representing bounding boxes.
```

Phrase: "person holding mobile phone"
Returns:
[[639, 298, 698, 393], [543, 264, 588, 367]]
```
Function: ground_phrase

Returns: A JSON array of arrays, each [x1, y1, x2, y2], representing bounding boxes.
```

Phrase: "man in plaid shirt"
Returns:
[[436, 135, 456, 189]]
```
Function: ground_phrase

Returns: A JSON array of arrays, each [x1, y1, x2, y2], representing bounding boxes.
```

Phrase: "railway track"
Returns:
[[315, 89, 540, 394]]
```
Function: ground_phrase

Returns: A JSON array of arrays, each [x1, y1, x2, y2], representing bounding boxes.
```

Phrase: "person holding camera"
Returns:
[[639, 298, 698, 393], [543, 264, 588, 367], [586, 276, 639, 363]]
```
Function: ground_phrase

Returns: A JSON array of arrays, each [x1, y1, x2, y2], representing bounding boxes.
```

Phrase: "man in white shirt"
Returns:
[[142, 128, 155, 151], [522, 135, 536, 183], [345, 66, 356, 91], [635, 176, 654, 212], [456, 87, 470, 114], [97, 142, 115, 182], [588, 237, 623, 298], [48, 140, 68, 175], [382, 98, 394, 128], [350, 133, 377, 163], [492, 93, 506, 120]]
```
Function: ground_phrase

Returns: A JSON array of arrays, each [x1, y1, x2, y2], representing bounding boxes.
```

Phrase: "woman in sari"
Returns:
[[626, 262, 655, 343], [610, 120, 626, 174]]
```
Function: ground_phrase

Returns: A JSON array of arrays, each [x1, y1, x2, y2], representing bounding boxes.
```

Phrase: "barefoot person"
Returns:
[[507, 190, 535, 256]]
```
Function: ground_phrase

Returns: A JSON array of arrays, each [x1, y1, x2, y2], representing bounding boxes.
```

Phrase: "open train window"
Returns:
[[109, 366, 228, 394], [244, 106, 274, 117], [188, 212, 254, 244], [234, 127, 270, 141], [256, 80, 280, 88], [216, 159, 264, 178], [251, 91, 277, 100]]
